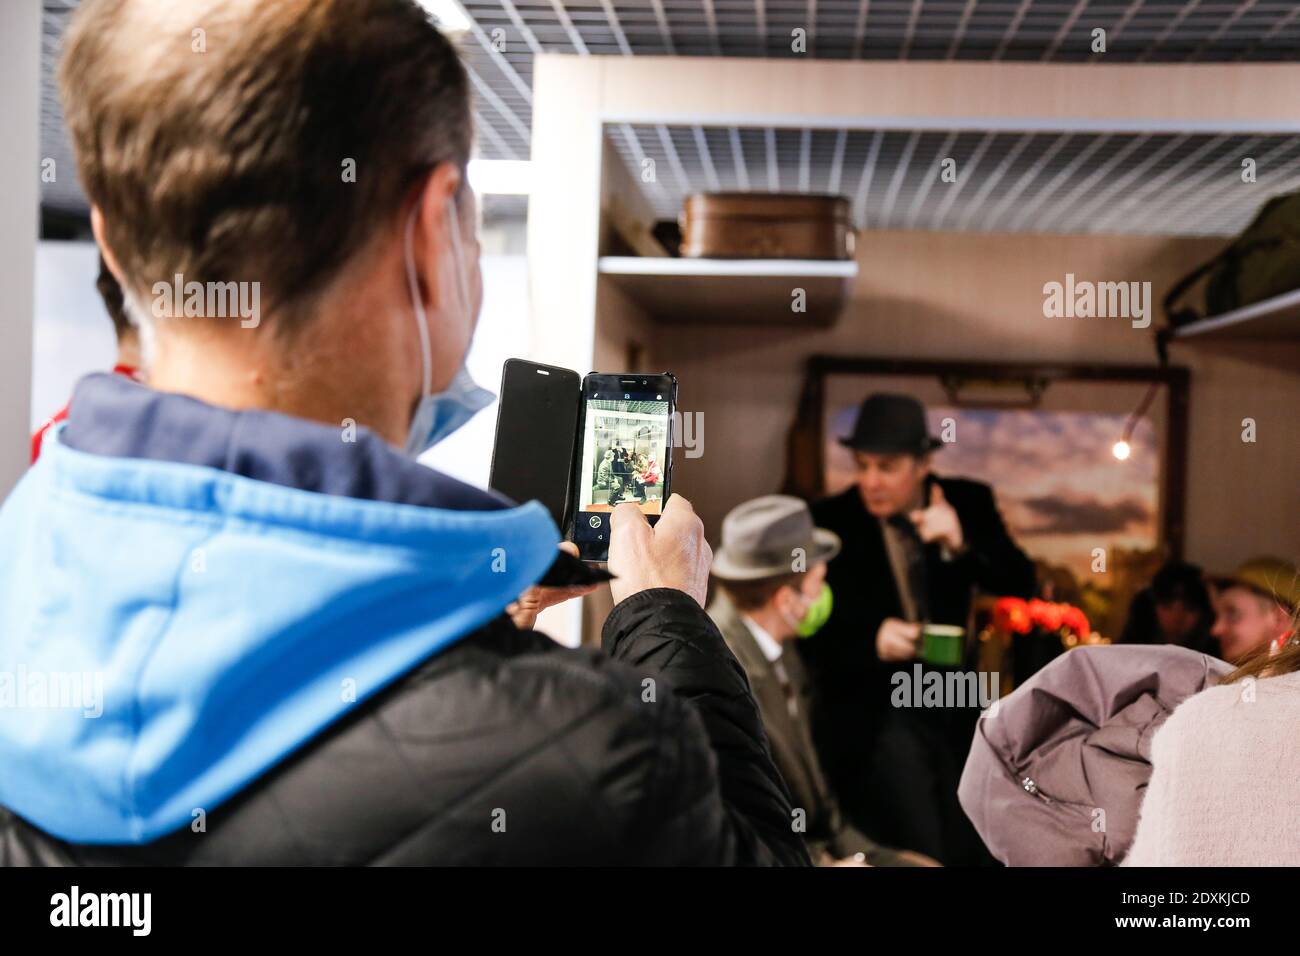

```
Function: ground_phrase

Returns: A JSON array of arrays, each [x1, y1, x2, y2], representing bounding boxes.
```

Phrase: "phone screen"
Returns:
[[488, 359, 582, 529], [571, 373, 675, 563]]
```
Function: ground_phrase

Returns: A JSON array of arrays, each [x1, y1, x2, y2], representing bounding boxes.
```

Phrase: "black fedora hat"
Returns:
[[838, 393, 942, 455]]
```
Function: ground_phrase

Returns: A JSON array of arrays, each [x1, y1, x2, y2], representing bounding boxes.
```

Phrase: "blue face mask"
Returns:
[[403, 363, 494, 457], [401, 195, 494, 457]]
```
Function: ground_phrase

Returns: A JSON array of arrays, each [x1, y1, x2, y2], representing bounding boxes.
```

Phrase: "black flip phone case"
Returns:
[[490, 361, 675, 561]]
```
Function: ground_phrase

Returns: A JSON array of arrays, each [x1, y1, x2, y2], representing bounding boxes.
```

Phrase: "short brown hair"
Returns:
[[60, 0, 472, 333], [718, 572, 804, 612], [95, 253, 131, 341]]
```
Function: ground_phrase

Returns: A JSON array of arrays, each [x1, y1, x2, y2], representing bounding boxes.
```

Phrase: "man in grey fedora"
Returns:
[[708, 495, 938, 867], [798, 393, 1035, 866]]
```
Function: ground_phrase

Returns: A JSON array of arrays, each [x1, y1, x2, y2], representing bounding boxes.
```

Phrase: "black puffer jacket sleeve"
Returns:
[[602, 588, 812, 866]]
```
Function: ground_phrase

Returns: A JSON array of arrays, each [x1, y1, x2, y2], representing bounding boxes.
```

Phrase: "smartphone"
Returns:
[[488, 359, 582, 529], [569, 372, 677, 563]]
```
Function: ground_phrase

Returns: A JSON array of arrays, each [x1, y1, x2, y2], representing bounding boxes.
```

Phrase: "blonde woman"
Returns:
[[1124, 606, 1300, 865]]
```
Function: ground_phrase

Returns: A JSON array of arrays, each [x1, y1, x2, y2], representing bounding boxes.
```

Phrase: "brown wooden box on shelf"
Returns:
[[679, 192, 854, 260]]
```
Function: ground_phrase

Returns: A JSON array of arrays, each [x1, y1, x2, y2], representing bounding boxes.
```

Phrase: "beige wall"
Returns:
[[653, 229, 1300, 576], [0, 1, 41, 496]]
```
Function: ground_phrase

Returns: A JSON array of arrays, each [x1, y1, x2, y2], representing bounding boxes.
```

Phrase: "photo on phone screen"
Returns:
[[571, 373, 675, 562]]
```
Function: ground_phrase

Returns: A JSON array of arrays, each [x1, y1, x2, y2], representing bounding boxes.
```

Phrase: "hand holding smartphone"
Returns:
[[489, 362, 677, 563], [606, 495, 711, 608]]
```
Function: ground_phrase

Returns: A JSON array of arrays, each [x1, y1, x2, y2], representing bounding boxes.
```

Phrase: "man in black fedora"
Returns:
[[797, 393, 1035, 866]]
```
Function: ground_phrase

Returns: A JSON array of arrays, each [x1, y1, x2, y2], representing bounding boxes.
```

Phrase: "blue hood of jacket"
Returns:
[[0, 383, 560, 845]]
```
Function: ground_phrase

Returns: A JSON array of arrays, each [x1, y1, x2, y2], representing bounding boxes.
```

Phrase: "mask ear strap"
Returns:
[[403, 204, 434, 400], [445, 194, 472, 332]]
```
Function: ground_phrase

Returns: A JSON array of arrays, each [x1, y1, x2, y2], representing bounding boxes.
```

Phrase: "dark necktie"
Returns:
[[888, 513, 931, 622]]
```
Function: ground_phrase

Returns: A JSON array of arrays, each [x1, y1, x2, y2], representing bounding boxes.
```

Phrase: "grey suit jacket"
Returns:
[[709, 593, 898, 865]]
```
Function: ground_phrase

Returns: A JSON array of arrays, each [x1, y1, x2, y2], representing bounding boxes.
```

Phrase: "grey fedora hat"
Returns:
[[711, 495, 842, 581]]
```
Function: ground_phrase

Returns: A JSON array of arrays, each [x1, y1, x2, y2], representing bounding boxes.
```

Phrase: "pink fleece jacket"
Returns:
[[1125, 669, 1300, 866]]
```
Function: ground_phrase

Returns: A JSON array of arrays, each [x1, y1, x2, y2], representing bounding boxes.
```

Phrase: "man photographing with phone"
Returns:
[[0, 0, 806, 867]]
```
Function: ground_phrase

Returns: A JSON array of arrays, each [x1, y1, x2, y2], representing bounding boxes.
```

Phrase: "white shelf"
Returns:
[[598, 256, 858, 278], [1172, 286, 1300, 340], [597, 256, 857, 325]]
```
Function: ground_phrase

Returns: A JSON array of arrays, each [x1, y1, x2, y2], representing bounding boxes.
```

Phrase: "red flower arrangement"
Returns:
[[993, 597, 1090, 641], [992, 597, 1032, 634], [987, 597, 1096, 689]]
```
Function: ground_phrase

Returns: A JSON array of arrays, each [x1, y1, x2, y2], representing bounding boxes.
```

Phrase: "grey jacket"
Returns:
[[709, 594, 904, 865], [958, 644, 1229, 866]]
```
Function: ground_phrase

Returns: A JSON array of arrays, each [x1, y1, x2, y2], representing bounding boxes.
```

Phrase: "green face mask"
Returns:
[[792, 583, 833, 638]]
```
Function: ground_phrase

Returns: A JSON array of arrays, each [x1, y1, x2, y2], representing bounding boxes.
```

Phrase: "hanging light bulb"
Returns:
[[1112, 382, 1159, 464]]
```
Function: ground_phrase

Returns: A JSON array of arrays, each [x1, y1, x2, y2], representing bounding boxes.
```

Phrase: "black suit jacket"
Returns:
[[797, 474, 1035, 802]]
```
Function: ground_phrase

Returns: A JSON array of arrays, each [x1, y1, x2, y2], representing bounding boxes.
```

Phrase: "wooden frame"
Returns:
[[782, 355, 1191, 558]]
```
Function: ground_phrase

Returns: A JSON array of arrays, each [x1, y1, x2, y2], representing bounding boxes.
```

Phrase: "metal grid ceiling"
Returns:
[[41, 0, 81, 217], [608, 124, 1300, 235], [461, 0, 1300, 165], [40, 1, 1300, 231], [37, 0, 532, 222]]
